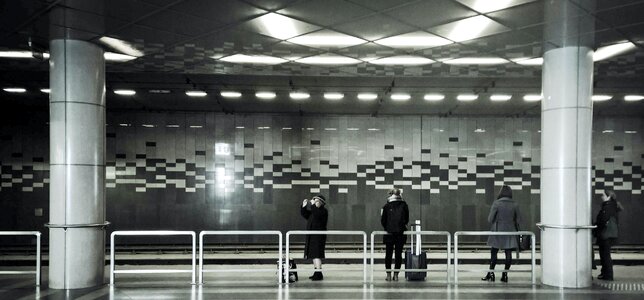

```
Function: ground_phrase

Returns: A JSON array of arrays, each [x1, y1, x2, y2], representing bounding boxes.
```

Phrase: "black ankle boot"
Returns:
[[501, 272, 508, 282], [481, 272, 495, 281], [311, 271, 324, 281]]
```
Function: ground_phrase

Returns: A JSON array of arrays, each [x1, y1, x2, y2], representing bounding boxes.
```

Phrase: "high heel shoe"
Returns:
[[385, 272, 392, 281], [481, 272, 495, 281], [501, 272, 508, 282]]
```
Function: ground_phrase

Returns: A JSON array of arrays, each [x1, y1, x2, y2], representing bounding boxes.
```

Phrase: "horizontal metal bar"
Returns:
[[45, 222, 110, 229], [201, 269, 276, 273], [536, 223, 596, 230], [457, 269, 533, 273], [371, 231, 450, 236], [114, 269, 194, 274], [287, 230, 366, 235], [0, 271, 37, 275], [455, 231, 535, 236], [286, 268, 369, 272], [200, 230, 281, 236], [371, 269, 448, 272], [0, 231, 41, 236], [112, 230, 195, 236]]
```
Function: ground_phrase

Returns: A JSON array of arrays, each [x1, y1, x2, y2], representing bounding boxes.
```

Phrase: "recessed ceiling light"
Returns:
[[390, 93, 411, 101], [295, 55, 361, 65], [118, 123, 130, 127], [369, 55, 435, 66], [104, 52, 137, 62], [347, 128, 359, 131], [99, 36, 144, 57], [114, 89, 136, 96], [457, 94, 478, 101], [443, 57, 509, 65], [367, 128, 380, 131], [324, 128, 337, 131], [247, 12, 320, 40], [288, 30, 366, 47], [358, 93, 378, 101], [602, 129, 614, 133], [149, 89, 171, 94], [40, 88, 50, 93], [186, 90, 207, 97], [594, 42, 636, 61], [490, 94, 512, 102], [236, 126, 245, 129], [256, 91, 276, 99], [166, 124, 180, 128], [424, 94, 445, 101], [624, 95, 644, 102], [324, 93, 344, 100], [523, 94, 542, 102], [0, 51, 33, 58], [142, 124, 155, 128], [282, 127, 292, 130], [220, 91, 242, 98], [374, 31, 452, 48], [513, 57, 543, 66], [189, 125, 203, 128], [592, 95, 612, 102], [290, 92, 310, 100], [474, 128, 486, 133], [3, 88, 26, 93], [625, 130, 638, 134], [433, 15, 506, 42], [219, 54, 287, 65]]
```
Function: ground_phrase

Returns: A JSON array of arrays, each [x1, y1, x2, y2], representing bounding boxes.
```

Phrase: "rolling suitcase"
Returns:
[[405, 221, 427, 281]]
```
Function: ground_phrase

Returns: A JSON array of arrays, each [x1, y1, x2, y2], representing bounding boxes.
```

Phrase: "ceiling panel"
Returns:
[[453, 0, 537, 14], [384, 0, 477, 29], [170, 0, 266, 25], [336, 42, 410, 60], [333, 13, 416, 41], [595, 2, 644, 28], [428, 16, 512, 42], [596, 0, 644, 12], [461, 30, 540, 54], [277, 0, 373, 27], [345, 0, 421, 12], [486, 1, 544, 29], [136, 10, 223, 38], [239, 0, 300, 11], [113, 24, 186, 47]]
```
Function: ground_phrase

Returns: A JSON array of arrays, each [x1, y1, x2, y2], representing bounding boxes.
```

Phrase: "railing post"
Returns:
[[36, 232, 41, 286], [199, 232, 204, 284], [191, 232, 196, 285], [362, 232, 367, 283], [531, 232, 536, 285], [446, 233, 451, 284], [110, 232, 115, 285], [285, 232, 290, 285], [454, 233, 459, 284], [278, 232, 283, 284], [370, 232, 375, 283]]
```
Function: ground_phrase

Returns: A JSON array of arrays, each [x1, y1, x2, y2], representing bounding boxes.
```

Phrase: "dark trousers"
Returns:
[[598, 239, 613, 277], [490, 247, 513, 270], [384, 239, 405, 273]]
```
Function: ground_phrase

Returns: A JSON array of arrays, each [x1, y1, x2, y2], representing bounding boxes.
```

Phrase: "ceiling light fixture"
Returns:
[[390, 93, 411, 101], [369, 55, 435, 66], [358, 93, 378, 101], [523, 94, 542, 102], [347, 128, 359, 131], [99, 36, 144, 57], [220, 91, 242, 98], [256, 91, 276, 99], [424, 94, 445, 101], [324, 93, 344, 100], [602, 129, 614, 133], [490, 94, 512, 102], [439, 15, 497, 42], [624, 95, 644, 102], [3, 87, 26, 93], [444, 57, 509, 65], [290, 92, 310, 100], [40, 88, 50, 93], [219, 54, 287, 65], [625, 130, 637, 134], [0, 51, 34, 58], [594, 42, 637, 61], [114, 89, 136, 96], [186, 90, 207, 97], [104, 52, 137, 62], [288, 30, 366, 47], [456, 0, 533, 13], [474, 128, 486, 133], [457, 94, 478, 101], [295, 55, 361, 65], [592, 95, 612, 102], [513, 57, 543, 66], [148, 89, 171, 94], [250, 13, 318, 40], [374, 31, 452, 48]]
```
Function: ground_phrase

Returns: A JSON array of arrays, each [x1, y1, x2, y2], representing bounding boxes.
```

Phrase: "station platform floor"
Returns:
[[1, 264, 644, 299]]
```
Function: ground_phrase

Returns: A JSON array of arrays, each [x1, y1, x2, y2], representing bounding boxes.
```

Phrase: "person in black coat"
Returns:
[[380, 188, 409, 281], [301, 194, 328, 281], [593, 190, 621, 281]]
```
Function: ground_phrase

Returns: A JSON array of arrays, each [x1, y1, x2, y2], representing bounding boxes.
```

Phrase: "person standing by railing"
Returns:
[[593, 190, 622, 281], [482, 185, 521, 283], [301, 194, 328, 281], [380, 188, 409, 281]]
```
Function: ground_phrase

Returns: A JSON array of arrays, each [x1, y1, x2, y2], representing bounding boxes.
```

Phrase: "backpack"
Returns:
[[385, 202, 406, 234]]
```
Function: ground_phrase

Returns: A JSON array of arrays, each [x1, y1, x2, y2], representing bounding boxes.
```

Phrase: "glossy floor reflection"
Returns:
[[1, 265, 644, 299]]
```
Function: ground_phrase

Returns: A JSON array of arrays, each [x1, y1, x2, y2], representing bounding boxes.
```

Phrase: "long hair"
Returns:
[[497, 185, 513, 199], [604, 190, 617, 201]]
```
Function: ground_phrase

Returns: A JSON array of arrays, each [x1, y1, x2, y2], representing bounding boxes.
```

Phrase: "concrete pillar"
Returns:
[[540, 0, 595, 288], [48, 2, 106, 290]]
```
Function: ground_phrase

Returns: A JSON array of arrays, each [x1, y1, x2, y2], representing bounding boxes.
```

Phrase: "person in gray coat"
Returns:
[[481, 185, 521, 283]]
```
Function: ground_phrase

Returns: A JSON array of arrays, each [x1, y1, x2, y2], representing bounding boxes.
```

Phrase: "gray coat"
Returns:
[[486, 197, 521, 249]]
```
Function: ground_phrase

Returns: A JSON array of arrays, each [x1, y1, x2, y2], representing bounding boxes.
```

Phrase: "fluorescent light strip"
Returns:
[[288, 31, 366, 47], [3, 88, 26, 93], [347, 128, 359, 131], [219, 54, 287, 65], [442, 15, 496, 42], [104, 52, 138, 62], [220, 91, 242, 98], [256, 91, 276, 99], [166, 125, 180, 128], [457, 94, 478, 101], [594, 42, 636, 61], [523, 94, 542, 102], [186, 91, 207, 97], [374, 32, 452, 48], [602, 130, 614, 133], [40, 88, 50, 93], [624, 95, 644, 102], [324, 93, 344, 100], [474, 128, 486, 133], [490, 94, 512, 102], [369, 56, 434, 66], [357, 93, 377, 101], [290, 92, 310, 100], [592, 95, 612, 102], [390, 93, 411, 101], [236, 126, 245, 129], [114, 89, 136, 96], [444, 57, 509, 65], [295, 55, 361, 65], [0, 51, 33, 58], [625, 130, 637, 134], [424, 94, 445, 101], [99, 36, 144, 57], [513, 57, 543, 66]]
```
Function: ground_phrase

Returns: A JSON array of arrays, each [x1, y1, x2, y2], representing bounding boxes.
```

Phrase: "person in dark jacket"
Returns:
[[593, 190, 621, 281], [301, 194, 328, 281], [482, 185, 521, 283], [380, 188, 409, 281]]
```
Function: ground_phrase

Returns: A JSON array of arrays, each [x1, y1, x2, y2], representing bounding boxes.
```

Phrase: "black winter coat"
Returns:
[[380, 198, 409, 244], [301, 202, 328, 259], [594, 199, 620, 245]]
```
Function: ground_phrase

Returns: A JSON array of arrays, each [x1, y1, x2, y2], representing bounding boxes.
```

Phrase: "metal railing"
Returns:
[[0, 231, 41, 286], [536, 223, 596, 231], [370, 231, 451, 283], [285, 230, 368, 283], [198, 230, 282, 284], [454, 231, 536, 284], [110, 230, 196, 285]]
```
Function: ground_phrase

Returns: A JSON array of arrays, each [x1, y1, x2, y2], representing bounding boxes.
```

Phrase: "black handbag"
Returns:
[[519, 235, 531, 251]]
